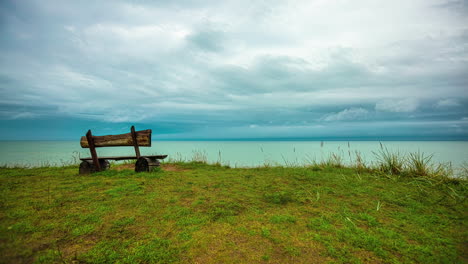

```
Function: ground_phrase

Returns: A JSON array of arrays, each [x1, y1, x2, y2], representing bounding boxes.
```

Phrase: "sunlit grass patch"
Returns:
[[71, 224, 96, 237], [263, 190, 295, 205], [207, 200, 245, 221], [269, 214, 297, 224], [105, 183, 144, 197], [78, 238, 179, 263]]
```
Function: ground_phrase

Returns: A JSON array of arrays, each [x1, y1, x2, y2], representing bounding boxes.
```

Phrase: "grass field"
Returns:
[[0, 160, 466, 263]]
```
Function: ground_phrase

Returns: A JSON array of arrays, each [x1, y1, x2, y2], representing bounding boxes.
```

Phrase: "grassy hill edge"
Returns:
[[0, 155, 467, 263]]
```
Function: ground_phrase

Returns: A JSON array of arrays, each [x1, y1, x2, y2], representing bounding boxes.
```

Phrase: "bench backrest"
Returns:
[[80, 128, 151, 148], [80, 126, 152, 171]]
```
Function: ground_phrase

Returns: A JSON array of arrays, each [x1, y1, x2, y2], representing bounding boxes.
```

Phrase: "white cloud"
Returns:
[[435, 98, 460, 108], [0, 111, 40, 120], [82, 23, 190, 57], [375, 98, 419, 112], [321, 108, 369, 122]]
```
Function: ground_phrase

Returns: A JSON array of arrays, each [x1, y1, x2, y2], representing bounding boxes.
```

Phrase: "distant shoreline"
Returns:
[[1, 139, 468, 142]]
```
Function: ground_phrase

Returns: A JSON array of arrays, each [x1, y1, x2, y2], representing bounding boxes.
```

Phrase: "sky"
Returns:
[[0, 0, 467, 140]]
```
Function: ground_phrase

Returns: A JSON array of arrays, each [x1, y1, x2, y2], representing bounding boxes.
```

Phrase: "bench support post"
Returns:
[[131, 125, 141, 159], [86, 129, 101, 172]]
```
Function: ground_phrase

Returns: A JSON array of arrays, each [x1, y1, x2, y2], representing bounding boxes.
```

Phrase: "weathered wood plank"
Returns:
[[80, 155, 167, 161], [80, 129, 151, 148]]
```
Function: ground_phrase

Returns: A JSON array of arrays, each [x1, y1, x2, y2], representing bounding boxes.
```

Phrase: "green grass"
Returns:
[[0, 161, 466, 263]]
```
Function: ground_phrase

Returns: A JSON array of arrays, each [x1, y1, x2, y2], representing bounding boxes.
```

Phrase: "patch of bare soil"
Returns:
[[162, 164, 189, 172], [111, 163, 189, 172], [112, 163, 134, 171]]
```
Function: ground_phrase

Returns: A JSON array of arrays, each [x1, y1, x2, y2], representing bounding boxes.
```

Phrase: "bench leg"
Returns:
[[79, 160, 110, 174], [100, 160, 110, 171], [135, 157, 161, 172]]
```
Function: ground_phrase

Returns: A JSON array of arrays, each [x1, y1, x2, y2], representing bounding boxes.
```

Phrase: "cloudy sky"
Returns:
[[0, 0, 467, 140]]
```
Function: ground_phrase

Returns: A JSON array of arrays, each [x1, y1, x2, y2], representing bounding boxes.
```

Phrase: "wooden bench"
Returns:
[[79, 126, 167, 174]]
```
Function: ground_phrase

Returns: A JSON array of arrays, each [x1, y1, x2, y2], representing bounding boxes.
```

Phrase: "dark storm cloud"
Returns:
[[0, 0, 467, 139]]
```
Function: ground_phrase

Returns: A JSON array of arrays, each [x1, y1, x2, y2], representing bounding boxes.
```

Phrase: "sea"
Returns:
[[0, 141, 467, 172]]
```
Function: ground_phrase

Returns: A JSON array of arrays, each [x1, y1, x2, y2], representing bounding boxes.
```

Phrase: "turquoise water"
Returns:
[[0, 141, 467, 170]]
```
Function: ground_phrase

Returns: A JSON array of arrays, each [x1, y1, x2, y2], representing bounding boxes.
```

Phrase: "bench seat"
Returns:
[[80, 155, 168, 161]]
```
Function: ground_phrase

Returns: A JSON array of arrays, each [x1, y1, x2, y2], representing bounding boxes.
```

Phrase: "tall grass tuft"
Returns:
[[354, 151, 367, 172], [459, 162, 468, 179], [373, 143, 404, 175], [191, 150, 208, 164], [215, 150, 223, 166], [322, 152, 344, 168], [406, 151, 454, 179], [432, 162, 453, 179], [169, 152, 185, 163], [406, 151, 434, 177]]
